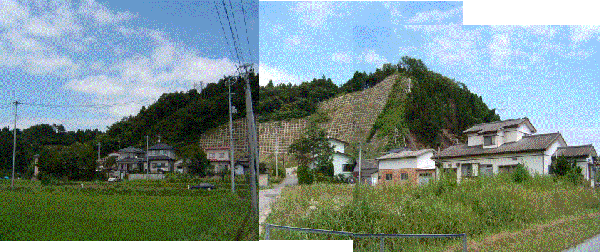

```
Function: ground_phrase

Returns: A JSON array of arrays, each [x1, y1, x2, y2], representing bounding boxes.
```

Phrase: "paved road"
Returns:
[[564, 233, 600, 252], [259, 169, 298, 234]]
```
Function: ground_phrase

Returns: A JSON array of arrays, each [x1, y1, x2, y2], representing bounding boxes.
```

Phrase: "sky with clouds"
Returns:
[[0, 0, 257, 131], [259, 1, 600, 150]]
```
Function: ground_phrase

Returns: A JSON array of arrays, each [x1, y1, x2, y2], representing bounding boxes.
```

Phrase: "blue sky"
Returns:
[[0, 0, 258, 131], [259, 1, 600, 150]]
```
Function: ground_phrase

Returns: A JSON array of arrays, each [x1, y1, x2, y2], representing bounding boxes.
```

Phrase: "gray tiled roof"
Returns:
[[376, 149, 435, 160], [555, 145, 597, 158], [353, 159, 377, 172], [463, 118, 536, 134], [119, 146, 144, 153], [148, 155, 175, 161], [149, 143, 175, 151], [436, 133, 562, 159]]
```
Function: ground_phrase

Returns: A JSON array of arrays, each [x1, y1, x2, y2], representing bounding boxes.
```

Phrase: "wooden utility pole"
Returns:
[[11, 101, 19, 189], [228, 77, 236, 193], [241, 63, 258, 216]]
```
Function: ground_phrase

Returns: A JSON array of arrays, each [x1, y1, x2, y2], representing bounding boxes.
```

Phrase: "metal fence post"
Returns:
[[462, 233, 467, 252], [265, 224, 271, 240], [380, 237, 385, 252]]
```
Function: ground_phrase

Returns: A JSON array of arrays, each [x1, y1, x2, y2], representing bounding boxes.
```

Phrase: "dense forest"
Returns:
[[401, 57, 500, 147], [259, 56, 500, 149], [99, 72, 259, 153], [257, 64, 399, 122], [0, 72, 259, 180]]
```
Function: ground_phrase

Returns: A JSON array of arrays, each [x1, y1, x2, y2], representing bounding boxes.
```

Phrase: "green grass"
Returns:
[[0, 179, 257, 241], [264, 174, 600, 251]]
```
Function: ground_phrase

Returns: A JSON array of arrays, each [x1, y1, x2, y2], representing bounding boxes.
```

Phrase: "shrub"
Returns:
[[270, 165, 286, 179], [297, 165, 313, 185], [512, 163, 531, 183]]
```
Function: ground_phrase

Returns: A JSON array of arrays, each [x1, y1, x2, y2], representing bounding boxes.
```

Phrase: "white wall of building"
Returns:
[[441, 152, 546, 177], [332, 153, 353, 176], [329, 139, 345, 154], [379, 151, 435, 170], [467, 134, 482, 146]]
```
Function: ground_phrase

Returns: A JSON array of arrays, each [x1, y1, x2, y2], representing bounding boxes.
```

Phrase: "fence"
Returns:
[[128, 174, 165, 180], [263, 223, 467, 252]]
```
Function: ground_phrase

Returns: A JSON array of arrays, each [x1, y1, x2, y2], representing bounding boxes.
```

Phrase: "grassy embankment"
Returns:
[[263, 174, 600, 251], [0, 177, 257, 241]]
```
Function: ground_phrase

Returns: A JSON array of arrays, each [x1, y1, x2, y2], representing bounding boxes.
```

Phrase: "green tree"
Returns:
[[288, 124, 334, 177], [178, 144, 211, 177]]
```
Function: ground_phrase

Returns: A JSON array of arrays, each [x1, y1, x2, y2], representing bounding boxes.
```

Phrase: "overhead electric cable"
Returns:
[[214, 1, 239, 67], [222, 0, 245, 64]]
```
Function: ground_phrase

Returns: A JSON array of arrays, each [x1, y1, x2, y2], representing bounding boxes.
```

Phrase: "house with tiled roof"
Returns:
[[376, 149, 436, 185], [435, 118, 568, 182], [147, 141, 177, 173], [554, 144, 598, 185]]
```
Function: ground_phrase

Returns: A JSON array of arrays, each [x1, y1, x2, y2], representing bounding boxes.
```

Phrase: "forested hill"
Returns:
[[258, 57, 499, 151], [98, 72, 259, 153]]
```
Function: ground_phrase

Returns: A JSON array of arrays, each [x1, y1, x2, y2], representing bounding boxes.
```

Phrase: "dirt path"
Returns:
[[445, 212, 600, 252], [259, 168, 298, 235]]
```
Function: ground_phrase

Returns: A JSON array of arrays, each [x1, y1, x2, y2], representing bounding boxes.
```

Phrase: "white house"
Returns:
[[376, 149, 436, 185], [436, 118, 568, 182], [309, 137, 354, 178], [554, 144, 598, 186]]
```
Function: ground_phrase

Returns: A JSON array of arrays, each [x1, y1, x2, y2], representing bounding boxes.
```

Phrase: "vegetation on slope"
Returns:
[[264, 174, 600, 251], [402, 57, 500, 147], [1, 73, 258, 180]]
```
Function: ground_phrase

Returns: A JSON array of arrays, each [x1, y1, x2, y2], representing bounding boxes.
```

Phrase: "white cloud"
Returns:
[[259, 65, 302, 86], [488, 33, 512, 67], [361, 49, 387, 67], [65, 75, 125, 95], [331, 51, 353, 64], [78, 0, 136, 25], [25, 54, 80, 76], [0, 0, 29, 27], [382, 2, 403, 25], [408, 7, 462, 24], [570, 25, 600, 43], [290, 1, 338, 28]]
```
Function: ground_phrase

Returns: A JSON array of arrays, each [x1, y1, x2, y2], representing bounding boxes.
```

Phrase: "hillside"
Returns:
[[247, 57, 498, 163]]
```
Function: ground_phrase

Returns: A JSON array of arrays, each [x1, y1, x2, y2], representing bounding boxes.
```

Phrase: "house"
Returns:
[[204, 146, 246, 175], [353, 159, 378, 185], [435, 118, 567, 182], [205, 147, 231, 173], [376, 149, 436, 185], [115, 146, 146, 173], [147, 142, 176, 173], [554, 144, 598, 186], [309, 137, 354, 178]]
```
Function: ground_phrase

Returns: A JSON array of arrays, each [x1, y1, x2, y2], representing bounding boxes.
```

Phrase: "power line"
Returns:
[[227, 0, 250, 63], [214, 1, 239, 67], [222, 0, 245, 64], [239, 1, 255, 63]]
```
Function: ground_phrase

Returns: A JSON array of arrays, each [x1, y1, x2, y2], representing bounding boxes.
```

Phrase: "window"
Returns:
[[461, 164, 473, 177], [480, 164, 493, 176], [385, 174, 393, 180], [342, 164, 353, 172], [209, 153, 215, 158], [219, 153, 225, 159], [499, 165, 517, 173], [400, 173, 408, 180], [484, 136, 495, 146]]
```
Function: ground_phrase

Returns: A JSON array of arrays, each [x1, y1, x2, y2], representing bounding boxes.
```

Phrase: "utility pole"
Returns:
[[241, 63, 258, 216], [146, 135, 149, 174], [97, 142, 101, 161], [275, 127, 279, 178], [358, 141, 362, 184], [11, 101, 19, 190], [228, 77, 236, 193]]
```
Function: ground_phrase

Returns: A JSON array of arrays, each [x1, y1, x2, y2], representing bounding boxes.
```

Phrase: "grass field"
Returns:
[[263, 174, 600, 251], [0, 178, 257, 241]]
